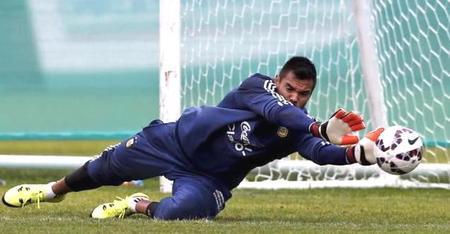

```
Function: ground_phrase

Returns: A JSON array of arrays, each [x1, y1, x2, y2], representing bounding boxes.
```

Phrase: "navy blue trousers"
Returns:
[[85, 123, 230, 220]]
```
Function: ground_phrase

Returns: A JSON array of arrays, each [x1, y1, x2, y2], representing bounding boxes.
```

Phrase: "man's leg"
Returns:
[[2, 132, 173, 208], [121, 177, 230, 220]]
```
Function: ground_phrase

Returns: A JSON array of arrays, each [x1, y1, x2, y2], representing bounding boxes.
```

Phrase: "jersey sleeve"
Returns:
[[294, 133, 349, 165], [236, 74, 316, 133]]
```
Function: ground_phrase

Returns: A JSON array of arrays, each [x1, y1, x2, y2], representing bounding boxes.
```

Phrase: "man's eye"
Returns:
[[300, 92, 310, 96]]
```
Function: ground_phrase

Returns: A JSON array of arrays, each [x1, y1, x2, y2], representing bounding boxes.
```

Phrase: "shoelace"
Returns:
[[31, 191, 43, 209], [105, 196, 129, 219], [17, 186, 44, 209]]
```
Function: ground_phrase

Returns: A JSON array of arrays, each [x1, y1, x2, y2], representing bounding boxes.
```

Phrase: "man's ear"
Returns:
[[274, 75, 280, 85]]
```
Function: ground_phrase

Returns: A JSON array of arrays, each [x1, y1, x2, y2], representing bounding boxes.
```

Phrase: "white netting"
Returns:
[[372, 0, 450, 163], [181, 0, 364, 119], [178, 0, 449, 188]]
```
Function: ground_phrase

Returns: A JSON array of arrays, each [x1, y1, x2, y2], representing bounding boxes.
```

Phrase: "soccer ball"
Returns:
[[375, 125, 424, 175]]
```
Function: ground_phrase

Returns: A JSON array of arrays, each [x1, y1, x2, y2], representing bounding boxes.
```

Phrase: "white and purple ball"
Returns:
[[375, 125, 424, 175]]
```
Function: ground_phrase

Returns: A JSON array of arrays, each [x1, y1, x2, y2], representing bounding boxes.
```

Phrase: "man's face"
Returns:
[[274, 71, 314, 108]]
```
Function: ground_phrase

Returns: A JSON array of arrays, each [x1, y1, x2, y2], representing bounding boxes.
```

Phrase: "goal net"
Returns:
[[165, 0, 450, 189]]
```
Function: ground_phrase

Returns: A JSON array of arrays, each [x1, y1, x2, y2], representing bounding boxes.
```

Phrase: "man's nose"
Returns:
[[289, 95, 298, 105]]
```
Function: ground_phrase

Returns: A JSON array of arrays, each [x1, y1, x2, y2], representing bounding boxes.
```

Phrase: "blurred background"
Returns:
[[0, 0, 159, 138]]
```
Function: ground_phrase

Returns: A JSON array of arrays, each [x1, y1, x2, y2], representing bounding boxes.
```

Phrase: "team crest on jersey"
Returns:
[[277, 127, 288, 138], [126, 137, 137, 148]]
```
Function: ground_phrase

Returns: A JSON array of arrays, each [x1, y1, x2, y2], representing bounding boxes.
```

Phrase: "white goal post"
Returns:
[[159, 0, 450, 191], [159, 0, 181, 193]]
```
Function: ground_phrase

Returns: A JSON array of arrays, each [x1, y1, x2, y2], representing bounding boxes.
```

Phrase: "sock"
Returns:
[[44, 182, 57, 199], [128, 196, 149, 213], [146, 202, 159, 218]]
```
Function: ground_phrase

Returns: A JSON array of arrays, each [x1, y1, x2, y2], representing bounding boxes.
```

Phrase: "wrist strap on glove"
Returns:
[[346, 127, 385, 165], [309, 122, 324, 139], [345, 145, 371, 165], [309, 121, 330, 141]]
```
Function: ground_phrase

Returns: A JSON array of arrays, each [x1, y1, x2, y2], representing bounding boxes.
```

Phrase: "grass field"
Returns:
[[1, 141, 450, 233]]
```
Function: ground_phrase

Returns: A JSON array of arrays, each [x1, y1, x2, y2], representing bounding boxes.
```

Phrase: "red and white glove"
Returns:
[[310, 108, 365, 145], [346, 127, 385, 165]]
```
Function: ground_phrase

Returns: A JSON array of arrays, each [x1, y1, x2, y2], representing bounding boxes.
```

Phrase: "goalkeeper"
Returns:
[[2, 56, 383, 220]]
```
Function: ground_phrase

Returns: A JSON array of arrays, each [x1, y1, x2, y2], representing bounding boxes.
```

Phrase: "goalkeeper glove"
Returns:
[[346, 127, 385, 165], [309, 108, 365, 145]]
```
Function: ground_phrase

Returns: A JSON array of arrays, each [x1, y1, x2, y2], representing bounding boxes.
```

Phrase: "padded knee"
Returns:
[[152, 183, 225, 220]]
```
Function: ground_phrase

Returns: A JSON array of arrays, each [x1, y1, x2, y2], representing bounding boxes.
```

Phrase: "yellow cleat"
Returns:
[[2, 184, 64, 208], [90, 193, 149, 219]]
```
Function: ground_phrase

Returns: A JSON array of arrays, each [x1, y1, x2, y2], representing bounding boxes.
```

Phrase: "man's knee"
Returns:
[[153, 197, 215, 220], [64, 161, 101, 191], [84, 149, 128, 186], [152, 185, 225, 220]]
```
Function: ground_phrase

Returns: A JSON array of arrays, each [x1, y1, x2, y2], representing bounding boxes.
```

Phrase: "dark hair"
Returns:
[[279, 56, 317, 90]]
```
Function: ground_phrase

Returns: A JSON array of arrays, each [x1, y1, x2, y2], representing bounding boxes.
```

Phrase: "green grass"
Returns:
[[1, 170, 450, 233], [0, 169, 450, 233], [0, 141, 450, 233], [0, 140, 117, 155]]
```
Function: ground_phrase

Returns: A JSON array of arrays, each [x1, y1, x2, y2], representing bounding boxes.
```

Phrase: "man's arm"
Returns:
[[295, 133, 350, 165], [237, 74, 364, 144], [295, 128, 385, 166], [237, 74, 315, 132]]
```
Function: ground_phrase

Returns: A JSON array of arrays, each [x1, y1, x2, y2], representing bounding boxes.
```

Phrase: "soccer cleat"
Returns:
[[90, 193, 149, 219], [2, 184, 64, 208]]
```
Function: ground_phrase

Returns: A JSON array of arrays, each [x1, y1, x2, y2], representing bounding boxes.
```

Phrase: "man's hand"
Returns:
[[346, 127, 385, 165], [310, 108, 366, 145]]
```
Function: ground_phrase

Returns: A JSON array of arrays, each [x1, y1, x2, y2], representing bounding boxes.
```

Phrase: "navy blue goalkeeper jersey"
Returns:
[[173, 73, 348, 190]]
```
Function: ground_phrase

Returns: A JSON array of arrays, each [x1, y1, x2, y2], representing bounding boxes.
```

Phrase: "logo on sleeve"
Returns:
[[263, 80, 293, 106], [277, 127, 289, 138]]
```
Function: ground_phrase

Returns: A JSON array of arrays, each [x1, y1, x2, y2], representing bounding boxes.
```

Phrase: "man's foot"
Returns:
[[2, 183, 64, 208], [90, 193, 150, 219]]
